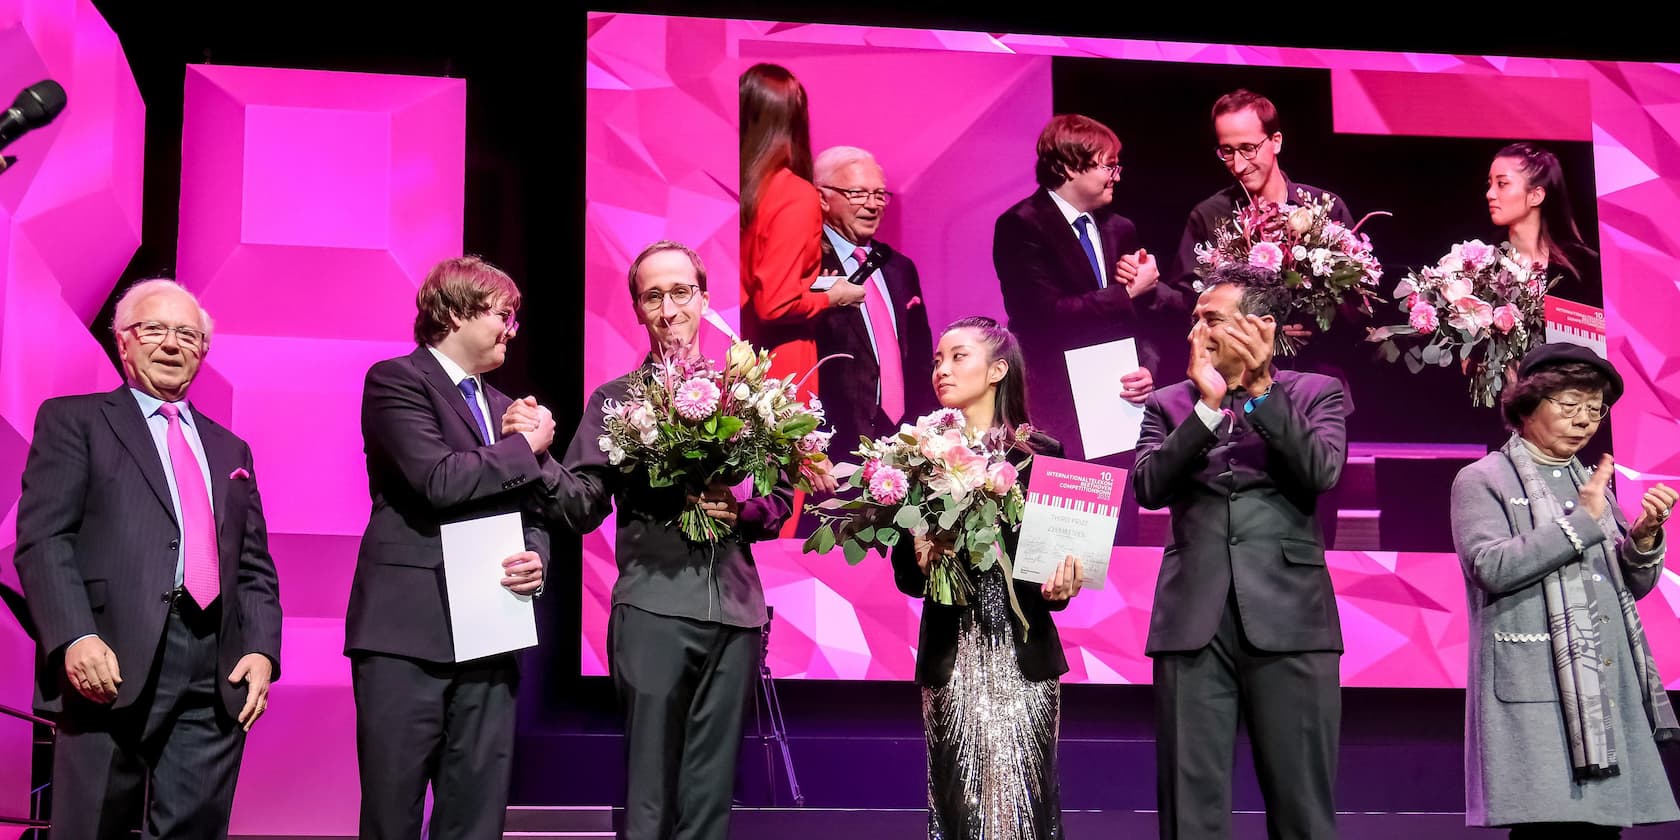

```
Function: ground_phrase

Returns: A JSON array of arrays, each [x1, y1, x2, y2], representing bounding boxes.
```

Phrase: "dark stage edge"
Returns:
[[229, 806, 1680, 839]]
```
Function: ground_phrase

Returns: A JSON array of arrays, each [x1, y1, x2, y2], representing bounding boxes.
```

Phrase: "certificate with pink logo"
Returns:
[[1544, 295, 1606, 358], [1011, 455, 1122, 589]]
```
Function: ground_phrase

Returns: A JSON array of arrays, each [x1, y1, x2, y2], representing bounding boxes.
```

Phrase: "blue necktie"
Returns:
[[458, 377, 492, 444], [1074, 215, 1104, 288]]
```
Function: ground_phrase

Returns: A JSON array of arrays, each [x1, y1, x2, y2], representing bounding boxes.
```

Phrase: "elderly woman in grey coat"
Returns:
[[1452, 343, 1680, 839]]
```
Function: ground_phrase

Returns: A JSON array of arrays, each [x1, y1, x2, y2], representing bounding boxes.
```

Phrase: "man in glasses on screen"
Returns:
[[1171, 90, 1360, 344], [993, 113, 1180, 463], [810, 145, 937, 471]]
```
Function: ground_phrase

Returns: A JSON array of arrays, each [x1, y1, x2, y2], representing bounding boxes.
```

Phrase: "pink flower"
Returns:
[[673, 377, 721, 421], [939, 446, 990, 498], [985, 461, 1018, 494], [1442, 276, 1473, 302], [867, 466, 909, 505], [1409, 302, 1439, 334], [1405, 293, 1423, 310], [797, 429, 832, 454], [920, 428, 964, 462], [1248, 241, 1284, 271], [862, 458, 883, 483], [1491, 304, 1519, 334], [917, 408, 965, 433], [1459, 240, 1497, 271], [1448, 296, 1495, 335]]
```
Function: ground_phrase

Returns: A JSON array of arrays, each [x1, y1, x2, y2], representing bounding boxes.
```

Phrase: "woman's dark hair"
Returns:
[[740, 63, 813, 229], [941, 316, 1037, 451], [1500, 361, 1609, 430], [1495, 142, 1596, 280]]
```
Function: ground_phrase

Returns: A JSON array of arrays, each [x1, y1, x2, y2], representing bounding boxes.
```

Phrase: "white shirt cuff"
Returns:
[[1193, 399, 1225, 431]]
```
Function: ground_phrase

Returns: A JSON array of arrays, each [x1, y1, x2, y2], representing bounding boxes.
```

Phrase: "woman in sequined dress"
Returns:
[[891, 315, 1087, 840]]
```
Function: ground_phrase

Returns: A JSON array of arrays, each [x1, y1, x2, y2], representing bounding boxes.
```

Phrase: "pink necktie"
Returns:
[[158, 403, 218, 608], [854, 247, 904, 424]]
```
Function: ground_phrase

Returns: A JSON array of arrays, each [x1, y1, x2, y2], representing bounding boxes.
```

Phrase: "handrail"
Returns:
[[0, 702, 53, 730]]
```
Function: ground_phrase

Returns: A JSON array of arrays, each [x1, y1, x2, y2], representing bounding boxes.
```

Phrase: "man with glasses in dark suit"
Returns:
[[16, 278, 282, 839]]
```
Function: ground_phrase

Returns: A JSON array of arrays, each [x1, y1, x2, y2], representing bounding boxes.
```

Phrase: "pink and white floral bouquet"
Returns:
[[1366, 240, 1551, 407], [1194, 190, 1388, 354], [801, 408, 1035, 628], [597, 339, 831, 543]]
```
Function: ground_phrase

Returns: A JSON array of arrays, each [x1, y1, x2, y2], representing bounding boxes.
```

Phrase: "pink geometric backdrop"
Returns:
[[584, 14, 1680, 688], [174, 64, 465, 836], [0, 0, 143, 829]]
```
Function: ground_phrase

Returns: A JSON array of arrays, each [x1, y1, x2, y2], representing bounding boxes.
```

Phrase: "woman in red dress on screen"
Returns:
[[739, 63, 866, 400]]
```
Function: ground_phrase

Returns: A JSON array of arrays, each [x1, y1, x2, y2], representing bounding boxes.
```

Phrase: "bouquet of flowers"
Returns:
[[596, 340, 831, 543], [1194, 190, 1388, 354], [1366, 239, 1552, 407], [801, 408, 1035, 630]]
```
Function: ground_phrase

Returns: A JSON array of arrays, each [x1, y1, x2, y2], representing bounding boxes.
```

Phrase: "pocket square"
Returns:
[[229, 467, 251, 480], [905, 295, 922, 311]]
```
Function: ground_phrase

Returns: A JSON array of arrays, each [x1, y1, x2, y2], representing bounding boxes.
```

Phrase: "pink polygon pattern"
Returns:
[[175, 64, 465, 834], [585, 15, 1680, 688], [0, 0, 142, 819]]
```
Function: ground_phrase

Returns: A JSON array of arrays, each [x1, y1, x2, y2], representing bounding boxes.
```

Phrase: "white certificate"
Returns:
[[1011, 456, 1121, 589], [441, 512, 538, 662], [1064, 338, 1145, 458]]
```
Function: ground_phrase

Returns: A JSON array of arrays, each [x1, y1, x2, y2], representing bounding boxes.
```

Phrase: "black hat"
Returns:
[[1516, 343, 1624, 405]]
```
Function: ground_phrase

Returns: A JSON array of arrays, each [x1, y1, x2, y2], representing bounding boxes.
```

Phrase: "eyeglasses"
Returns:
[[1091, 162, 1122, 180], [637, 284, 701, 313], [819, 185, 894, 206], [493, 308, 519, 338], [124, 321, 206, 351], [1546, 396, 1609, 422], [1215, 142, 1267, 162]]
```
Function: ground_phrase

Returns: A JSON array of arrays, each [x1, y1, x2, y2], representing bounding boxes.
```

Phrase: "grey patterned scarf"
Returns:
[[1502, 435, 1679, 780]]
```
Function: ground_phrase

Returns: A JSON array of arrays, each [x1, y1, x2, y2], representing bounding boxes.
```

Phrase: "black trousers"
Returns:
[[1153, 595, 1341, 840], [51, 599, 245, 840], [609, 604, 760, 840], [351, 651, 518, 840]]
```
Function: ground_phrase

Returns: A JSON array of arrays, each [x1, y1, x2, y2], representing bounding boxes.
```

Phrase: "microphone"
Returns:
[[0, 80, 68, 150], [847, 241, 894, 285]]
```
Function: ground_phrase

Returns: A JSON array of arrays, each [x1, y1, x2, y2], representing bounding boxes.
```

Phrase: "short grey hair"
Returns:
[[813, 145, 878, 187], [112, 278, 215, 340]]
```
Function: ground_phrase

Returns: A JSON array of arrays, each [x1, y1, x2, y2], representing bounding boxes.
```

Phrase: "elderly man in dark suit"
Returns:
[[15, 278, 282, 839], [348, 256, 553, 840], [993, 113, 1181, 462], [1134, 263, 1348, 840], [809, 145, 937, 453]]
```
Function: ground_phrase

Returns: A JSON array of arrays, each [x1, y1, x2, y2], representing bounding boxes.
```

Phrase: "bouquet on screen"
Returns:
[[1194, 189, 1388, 354], [596, 339, 831, 544], [800, 408, 1035, 630], [1366, 239, 1552, 407]]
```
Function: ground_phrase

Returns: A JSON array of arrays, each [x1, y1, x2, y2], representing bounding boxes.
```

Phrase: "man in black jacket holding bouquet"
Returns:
[[506, 240, 795, 840]]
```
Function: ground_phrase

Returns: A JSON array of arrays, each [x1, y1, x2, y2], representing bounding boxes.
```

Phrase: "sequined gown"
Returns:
[[922, 559, 1064, 840]]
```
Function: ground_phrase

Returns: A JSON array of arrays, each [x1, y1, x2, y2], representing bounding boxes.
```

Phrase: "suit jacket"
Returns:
[[813, 234, 938, 452], [1133, 372, 1347, 654], [534, 362, 793, 628], [994, 190, 1184, 460], [346, 346, 548, 663], [15, 387, 282, 717], [889, 432, 1070, 687]]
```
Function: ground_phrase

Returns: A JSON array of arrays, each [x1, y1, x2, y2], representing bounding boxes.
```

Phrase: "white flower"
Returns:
[[1309, 248, 1334, 276], [1291, 245, 1309, 261], [597, 435, 627, 465], [732, 382, 752, 401], [756, 393, 779, 424]]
